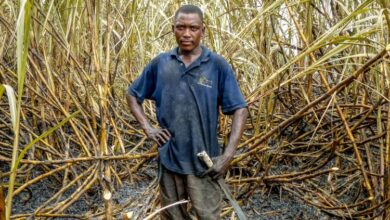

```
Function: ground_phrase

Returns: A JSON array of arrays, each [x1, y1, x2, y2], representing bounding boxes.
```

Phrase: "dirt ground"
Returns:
[[10, 165, 336, 220]]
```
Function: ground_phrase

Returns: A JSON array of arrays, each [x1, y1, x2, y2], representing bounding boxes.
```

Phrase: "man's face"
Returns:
[[173, 12, 204, 53]]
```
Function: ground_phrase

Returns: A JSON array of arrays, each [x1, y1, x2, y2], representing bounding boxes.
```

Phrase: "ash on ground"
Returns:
[[10, 166, 336, 219], [241, 186, 332, 220]]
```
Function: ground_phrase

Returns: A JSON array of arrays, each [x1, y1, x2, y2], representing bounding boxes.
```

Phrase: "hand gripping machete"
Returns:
[[197, 151, 248, 220]]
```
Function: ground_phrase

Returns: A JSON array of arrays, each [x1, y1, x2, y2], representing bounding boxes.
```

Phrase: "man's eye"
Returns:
[[191, 27, 199, 31]]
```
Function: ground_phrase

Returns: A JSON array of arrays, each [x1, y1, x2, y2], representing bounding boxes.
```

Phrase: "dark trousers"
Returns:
[[159, 166, 222, 220]]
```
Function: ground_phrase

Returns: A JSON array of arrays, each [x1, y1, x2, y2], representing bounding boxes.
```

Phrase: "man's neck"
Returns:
[[179, 46, 202, 67]]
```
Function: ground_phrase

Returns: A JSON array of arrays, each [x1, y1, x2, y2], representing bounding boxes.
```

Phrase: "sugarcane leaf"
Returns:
[[13, 110, 81, 173], [0, 85, 17, 131]]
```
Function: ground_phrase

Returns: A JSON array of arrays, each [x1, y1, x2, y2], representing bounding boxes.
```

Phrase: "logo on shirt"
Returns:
[[197, 74, 212, 88]]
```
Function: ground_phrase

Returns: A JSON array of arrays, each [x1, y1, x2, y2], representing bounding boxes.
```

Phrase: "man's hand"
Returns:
[[202, 153, 233, 179], [201, 108, 248, 180], [144, 125, 171, 146], [127, 94, 171, 146]]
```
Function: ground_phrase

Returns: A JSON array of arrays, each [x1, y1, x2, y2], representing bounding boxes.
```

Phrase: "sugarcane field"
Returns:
[[1, 0, 390, 219]]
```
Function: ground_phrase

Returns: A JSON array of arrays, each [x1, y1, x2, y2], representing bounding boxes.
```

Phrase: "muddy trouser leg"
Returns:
[[159, 166, 190, 220], [186, 175, 223, 220]]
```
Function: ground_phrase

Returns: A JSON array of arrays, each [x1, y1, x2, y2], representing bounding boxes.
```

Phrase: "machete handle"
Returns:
[[197, 151, 213, 168], [198, 152, 248, 220]]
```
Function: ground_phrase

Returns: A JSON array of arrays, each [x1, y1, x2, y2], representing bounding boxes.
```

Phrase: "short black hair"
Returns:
[[174, 5, 203, 22]]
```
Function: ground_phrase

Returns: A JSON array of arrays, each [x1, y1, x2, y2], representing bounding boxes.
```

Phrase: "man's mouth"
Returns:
[[181, 41, 192, 45]]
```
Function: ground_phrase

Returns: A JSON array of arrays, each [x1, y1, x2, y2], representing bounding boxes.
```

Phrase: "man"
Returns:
[[126, 5, 248, 220]]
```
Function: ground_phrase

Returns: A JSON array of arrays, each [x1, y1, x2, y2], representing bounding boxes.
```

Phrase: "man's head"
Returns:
[[174, 5, 203, 22], [173, 5, 205, 54]]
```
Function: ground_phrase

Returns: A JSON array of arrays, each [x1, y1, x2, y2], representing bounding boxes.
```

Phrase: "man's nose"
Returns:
[[183, 28, 191, 37]]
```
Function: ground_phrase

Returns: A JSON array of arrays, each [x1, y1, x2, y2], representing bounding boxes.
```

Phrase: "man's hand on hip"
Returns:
[[127, 94, 171, 146], [144, 125, 171, 146]]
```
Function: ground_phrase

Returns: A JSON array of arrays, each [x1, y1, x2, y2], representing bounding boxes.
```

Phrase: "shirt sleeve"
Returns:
[[218, 59, 247, 115], [127, 61, 156, 103]]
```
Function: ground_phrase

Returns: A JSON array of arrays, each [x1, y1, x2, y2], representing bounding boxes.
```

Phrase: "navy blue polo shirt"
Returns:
[[128, 46, 247, 175]]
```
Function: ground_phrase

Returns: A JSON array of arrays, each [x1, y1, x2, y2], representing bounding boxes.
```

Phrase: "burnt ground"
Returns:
[[241, 188, 333, 220], [8, 165, 336, 220]]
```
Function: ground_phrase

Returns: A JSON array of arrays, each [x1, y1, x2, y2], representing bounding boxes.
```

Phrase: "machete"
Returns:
[[197, 151, 248, 220]]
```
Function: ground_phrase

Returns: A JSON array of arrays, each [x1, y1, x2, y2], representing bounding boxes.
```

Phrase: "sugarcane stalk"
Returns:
[[0, 184, 4, 220], [386, 86, 390, 216], [122, 212, 133, 220], [284, 0, 376, 203]]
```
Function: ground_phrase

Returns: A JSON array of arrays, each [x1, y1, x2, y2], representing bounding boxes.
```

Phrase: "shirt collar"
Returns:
[[169, 45, 211, 63]]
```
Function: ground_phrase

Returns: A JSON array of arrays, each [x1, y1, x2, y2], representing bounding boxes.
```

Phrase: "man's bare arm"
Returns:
[[203, 107, 248, 179], [224, 107, 248, 159], [126, 94, 171, 145]]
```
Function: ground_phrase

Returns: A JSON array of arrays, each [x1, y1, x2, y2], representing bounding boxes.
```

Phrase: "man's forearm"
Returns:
[[203, 107, 248, 179], [126, 94, 152, 130], [126, 94, 171, 145], [224, 108, 248, 158]]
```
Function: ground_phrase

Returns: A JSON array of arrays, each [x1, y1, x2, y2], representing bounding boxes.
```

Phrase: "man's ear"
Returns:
[[172, 24, 175, 33]]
